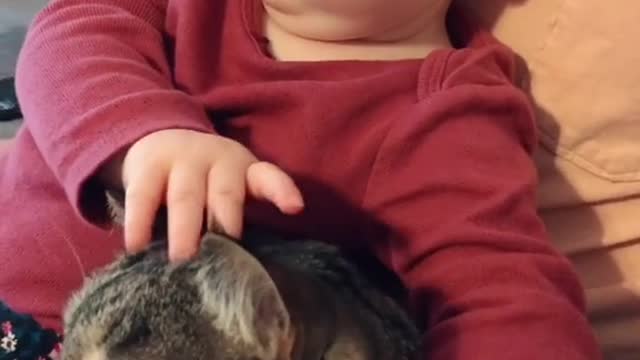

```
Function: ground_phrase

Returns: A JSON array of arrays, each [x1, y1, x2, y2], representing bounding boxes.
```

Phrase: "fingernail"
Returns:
[[284, 197, 304, 214], [170, 252, 190, 264], [291, 194, 304, 208], [125, 242, 144, 255]]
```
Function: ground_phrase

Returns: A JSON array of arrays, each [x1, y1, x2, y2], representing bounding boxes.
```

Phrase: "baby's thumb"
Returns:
[[246, 162, 304, 214]]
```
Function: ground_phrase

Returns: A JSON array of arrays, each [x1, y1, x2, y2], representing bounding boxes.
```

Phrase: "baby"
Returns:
[[0, 0, 601, 359]]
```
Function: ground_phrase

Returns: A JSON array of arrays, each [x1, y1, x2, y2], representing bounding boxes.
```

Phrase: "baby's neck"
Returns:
[[263, 1, 452, 62]]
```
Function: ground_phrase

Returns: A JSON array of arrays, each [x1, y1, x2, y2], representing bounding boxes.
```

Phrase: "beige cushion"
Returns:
[[458, 0, 640, 182], [456, 1, 640, 359]]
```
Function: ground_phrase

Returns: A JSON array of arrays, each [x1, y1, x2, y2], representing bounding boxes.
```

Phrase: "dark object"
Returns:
[[0, 301, 62, 360], [0, 77, 21, 122]]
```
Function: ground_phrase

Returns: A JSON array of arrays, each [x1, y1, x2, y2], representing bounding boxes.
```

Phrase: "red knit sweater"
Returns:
[[0, 0, 600, 358]]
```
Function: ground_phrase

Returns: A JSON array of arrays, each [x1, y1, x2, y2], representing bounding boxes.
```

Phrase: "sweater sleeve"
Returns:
[[15, 0, 215, 224], [363, 67, 602, 358]]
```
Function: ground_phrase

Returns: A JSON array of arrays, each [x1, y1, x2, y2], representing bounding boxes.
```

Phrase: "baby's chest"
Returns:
[[201, 81, 419, 244]]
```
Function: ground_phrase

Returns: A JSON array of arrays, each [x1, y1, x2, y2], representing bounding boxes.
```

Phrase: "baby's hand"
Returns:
[[101, 129, 304, 262]]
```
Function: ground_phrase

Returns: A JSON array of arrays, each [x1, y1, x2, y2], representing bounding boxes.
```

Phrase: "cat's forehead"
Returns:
[[69, 284, 255, 360], [63, 234, 289, 360], [106, 323, 244, 360]]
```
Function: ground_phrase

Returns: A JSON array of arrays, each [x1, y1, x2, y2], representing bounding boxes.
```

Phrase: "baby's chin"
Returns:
[[262, 0, 448, 42], [266, 14, 385, 42]]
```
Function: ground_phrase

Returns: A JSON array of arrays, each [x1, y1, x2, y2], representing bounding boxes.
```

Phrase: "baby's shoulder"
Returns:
[[415, 42, 524, 102], [440, 43, 523, 91], [438, 6, 525, 92]]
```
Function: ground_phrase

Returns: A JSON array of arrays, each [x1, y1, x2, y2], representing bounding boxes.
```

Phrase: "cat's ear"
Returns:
[[105, 189, 170, 240], [105, 189, 126, 227], [196, 233, 292, 359]]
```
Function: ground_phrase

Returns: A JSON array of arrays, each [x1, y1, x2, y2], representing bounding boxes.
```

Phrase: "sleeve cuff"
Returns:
[[59, 91, 215, 226]]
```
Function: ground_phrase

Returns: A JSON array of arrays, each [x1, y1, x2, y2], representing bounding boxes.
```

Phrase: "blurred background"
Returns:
[[0, 0, 46, 137]]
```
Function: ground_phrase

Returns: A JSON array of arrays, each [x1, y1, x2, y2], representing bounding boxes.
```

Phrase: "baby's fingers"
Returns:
[[124, 171, 166, 254], [167, 165, 207, 262], [246, 162, 304, 214], [206, 161, 247, 240]]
